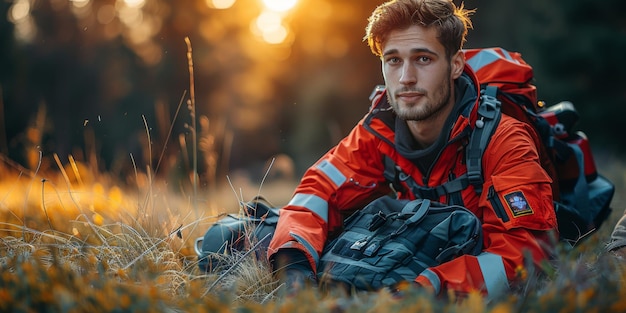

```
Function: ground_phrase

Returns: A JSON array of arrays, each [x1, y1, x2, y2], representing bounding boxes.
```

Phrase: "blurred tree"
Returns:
[[0, 1, 16, 157], [1, 0, 624, 190], [520, 0, 626, 153]]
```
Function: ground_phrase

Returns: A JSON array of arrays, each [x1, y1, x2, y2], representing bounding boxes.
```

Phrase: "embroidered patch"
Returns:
[[504, 191, 534, 217]]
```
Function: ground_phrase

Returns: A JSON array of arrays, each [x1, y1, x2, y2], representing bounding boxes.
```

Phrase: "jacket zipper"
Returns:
[[487, 185, 509, 222]]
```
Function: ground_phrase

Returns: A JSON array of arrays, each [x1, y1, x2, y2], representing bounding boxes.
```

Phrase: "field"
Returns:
[[0, 150, 625, 313]]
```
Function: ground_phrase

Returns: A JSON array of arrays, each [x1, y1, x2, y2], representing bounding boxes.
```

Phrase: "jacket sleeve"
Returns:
[[415, 117, 558, 299], [267, 120, 390, 272]]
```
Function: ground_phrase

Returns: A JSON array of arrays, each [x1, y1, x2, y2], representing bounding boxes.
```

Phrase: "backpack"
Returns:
[[195, 195, 482, 290], [380, 47, 614, 246], [317, 196, 482, 291], [195, 196, 279, 272]]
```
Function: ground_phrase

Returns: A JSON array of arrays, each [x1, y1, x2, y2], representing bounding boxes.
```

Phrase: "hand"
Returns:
[[271, 249, 318, 296], [282, 266, 318, 295]]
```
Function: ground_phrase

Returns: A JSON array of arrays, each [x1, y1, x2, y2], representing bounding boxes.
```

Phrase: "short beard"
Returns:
[[389, 77, 452, 122]]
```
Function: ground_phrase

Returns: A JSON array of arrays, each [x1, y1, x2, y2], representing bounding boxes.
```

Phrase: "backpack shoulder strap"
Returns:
[[382, 154, 469, 205], [466, 85, 502, 194], [381, 86, 502, 200]]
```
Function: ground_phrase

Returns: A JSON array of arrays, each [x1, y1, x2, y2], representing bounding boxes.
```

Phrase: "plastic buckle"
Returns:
[[467, 171, 483, 193], [369, 85, 386, 101], [478, 94, 501, 119]]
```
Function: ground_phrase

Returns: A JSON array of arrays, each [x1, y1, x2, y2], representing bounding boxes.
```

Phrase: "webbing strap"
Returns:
[[383, 156, 406, 195], [466, 85, 502, 194], [401, 199, 431, 225], [382, 155, 468, 204], [401, 173, 470, 200], [385, 200, 432, 240]]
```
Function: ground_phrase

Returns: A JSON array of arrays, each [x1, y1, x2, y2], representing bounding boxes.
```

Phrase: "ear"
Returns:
[[450, 50, 465, 79]]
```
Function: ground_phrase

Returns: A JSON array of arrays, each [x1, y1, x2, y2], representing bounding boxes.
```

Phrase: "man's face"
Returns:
[[381, 25, 462, 121]]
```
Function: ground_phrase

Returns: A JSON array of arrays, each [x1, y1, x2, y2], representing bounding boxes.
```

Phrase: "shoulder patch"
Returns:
[[504, 191, 534, 217]]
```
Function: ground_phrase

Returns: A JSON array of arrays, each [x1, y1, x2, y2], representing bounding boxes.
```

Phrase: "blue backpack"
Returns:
[[317, 197, 482, 290], [195, 196, 278, 272]]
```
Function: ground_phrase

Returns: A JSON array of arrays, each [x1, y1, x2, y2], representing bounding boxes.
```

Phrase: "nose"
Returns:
[[399, 64, 417, 85]]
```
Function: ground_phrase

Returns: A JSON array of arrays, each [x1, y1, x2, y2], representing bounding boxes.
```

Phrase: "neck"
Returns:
[[406, 96, 456, 148]]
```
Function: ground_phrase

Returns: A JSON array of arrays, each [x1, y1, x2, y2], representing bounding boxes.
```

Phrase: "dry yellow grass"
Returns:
[[0, 153, 625, 312]]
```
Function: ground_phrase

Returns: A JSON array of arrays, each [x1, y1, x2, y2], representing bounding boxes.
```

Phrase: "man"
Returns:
[[268, 0, 557, 298]]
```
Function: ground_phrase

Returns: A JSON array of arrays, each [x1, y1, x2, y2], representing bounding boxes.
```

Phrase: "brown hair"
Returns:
[[365, 0, 474, 59]]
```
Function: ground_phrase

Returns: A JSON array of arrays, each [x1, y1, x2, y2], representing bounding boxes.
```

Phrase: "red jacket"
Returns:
[[268, 65, 558, 298]]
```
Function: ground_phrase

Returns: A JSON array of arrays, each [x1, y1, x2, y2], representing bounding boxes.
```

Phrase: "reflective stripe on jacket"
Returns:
[[267, 64, 557, 297]]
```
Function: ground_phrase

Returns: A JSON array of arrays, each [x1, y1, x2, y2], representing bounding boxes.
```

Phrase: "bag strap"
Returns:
[[436, 237, 480, 263], [388, 199, 432, 238], [401, 199, 431, 224], [382, 156, 468, 204], [466, 85, 502, 194]]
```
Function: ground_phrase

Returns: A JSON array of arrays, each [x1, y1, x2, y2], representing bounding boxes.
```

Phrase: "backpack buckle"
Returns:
[[369, 85, 386, 101], [363, 241, 381, 257], [368, 211, 387, 231], [467, 171, 483, 193], [478, 95, 501, 120], [350, 237, 369, 251]]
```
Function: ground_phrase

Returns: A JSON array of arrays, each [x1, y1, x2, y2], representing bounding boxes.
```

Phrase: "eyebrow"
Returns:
[[382, 47, 438, 57]]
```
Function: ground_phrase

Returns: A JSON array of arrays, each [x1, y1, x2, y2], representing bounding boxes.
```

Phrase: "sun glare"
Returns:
[[206, 0, 236, 9], [203, 0, 298, 44], [262, 0, 297, 12]]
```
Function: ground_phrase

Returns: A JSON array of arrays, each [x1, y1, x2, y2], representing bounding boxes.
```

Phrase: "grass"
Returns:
[[0, 152, 625, 313], [0, 156, 263, 312]]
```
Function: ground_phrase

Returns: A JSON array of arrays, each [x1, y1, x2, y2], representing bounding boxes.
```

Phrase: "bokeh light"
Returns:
[[206, 0, 236, 9], [255, 10, 282, 32], [252, 10, 290, 44], [262, 24, 288, 44], [8, 0, 30, 22], [262, 0, 297, 12], [8, 0, 35, 42], [71, 0, 91, 9], [123, 0, 146, 9], [96, 5, 117, 25]]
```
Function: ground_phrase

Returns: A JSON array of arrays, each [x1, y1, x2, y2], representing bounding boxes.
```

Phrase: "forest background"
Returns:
[[2, 0, 625, 191]]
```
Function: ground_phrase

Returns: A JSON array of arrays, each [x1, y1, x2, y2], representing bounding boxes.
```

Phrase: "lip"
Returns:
[[396, 92, 424, 101]]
